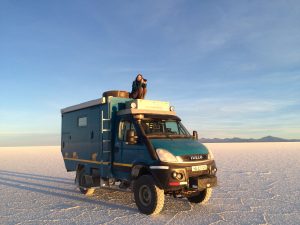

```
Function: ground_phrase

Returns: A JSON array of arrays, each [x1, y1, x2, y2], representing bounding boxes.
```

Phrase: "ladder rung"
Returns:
[[102, 129, 111, 132], [103, 119, 110, 121], [103, 140, 111, 142]]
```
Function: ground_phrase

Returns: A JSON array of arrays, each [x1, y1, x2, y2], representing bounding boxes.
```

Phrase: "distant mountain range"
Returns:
[[199, 136, 300, 143]]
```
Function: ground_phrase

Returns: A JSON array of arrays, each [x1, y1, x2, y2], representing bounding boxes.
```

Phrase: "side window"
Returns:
[[78, 116, 87, 127], [118, 120, 136, 141]]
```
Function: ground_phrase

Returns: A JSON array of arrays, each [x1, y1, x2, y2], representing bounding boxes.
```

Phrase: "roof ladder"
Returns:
[[101, 109, 111, 154]]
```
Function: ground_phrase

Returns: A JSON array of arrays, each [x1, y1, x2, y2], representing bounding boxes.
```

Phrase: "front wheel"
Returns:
[[76, 168, 95, 196], [187, 188, 212, 204], [133, 175, 165, 215]]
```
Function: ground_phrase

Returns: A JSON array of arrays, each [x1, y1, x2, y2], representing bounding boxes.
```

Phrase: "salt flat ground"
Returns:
[[0, 143, 299, 225]]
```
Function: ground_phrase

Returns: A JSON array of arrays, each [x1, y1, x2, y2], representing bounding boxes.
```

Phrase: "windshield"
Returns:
[[140, 118, 191, 138]]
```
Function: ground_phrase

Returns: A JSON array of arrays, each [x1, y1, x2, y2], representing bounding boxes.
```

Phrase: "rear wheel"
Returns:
[[133, 175, 165, 215], [187, 188, 212, 204], [76, 168, 95, 196]]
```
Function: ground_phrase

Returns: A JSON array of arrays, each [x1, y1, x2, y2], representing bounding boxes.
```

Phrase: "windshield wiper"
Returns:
[[167, 134, 191, 138]]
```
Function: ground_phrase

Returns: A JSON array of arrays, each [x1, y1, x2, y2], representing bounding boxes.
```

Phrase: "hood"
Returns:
[[150, 139, 208, 156]]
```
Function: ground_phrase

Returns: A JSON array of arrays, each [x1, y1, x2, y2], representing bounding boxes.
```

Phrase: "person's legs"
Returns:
[[137, 88, 144, 99], [131, 88, 147, 99], [142, 88, 147, 99], [131, 90, 139, 99]]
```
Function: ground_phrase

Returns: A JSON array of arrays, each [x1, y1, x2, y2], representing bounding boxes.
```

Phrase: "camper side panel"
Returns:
[[61, 105, 101, 171]]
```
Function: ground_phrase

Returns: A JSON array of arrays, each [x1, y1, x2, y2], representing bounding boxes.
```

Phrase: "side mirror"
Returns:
[[126, 129, 138, 144], [193, 131, 198, 140]]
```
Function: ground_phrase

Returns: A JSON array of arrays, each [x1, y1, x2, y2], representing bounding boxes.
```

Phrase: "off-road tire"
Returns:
[[133, 175, 165, 215], [76, 168, 95, 196], [187, 188, 212, 204]]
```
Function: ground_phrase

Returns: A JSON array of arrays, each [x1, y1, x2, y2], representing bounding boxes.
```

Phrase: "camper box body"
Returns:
[[61, 96, 137, 179]]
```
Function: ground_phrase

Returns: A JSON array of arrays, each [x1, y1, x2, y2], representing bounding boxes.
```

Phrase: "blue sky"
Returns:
[[1, 0, 300, 146]]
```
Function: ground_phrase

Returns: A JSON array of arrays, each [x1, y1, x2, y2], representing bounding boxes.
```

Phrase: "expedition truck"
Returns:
[[61, 90, 217, 215]]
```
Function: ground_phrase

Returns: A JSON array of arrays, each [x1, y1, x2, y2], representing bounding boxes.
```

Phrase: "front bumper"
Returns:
[[189, 175, 218, 190], [150, 160, 217, 191]]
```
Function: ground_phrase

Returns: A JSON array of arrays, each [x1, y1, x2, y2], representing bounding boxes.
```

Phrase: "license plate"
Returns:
[[192, 165, 208, 172]]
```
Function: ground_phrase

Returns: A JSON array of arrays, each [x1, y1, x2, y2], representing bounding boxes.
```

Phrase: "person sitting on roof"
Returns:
[[130, 74, 147, 99]]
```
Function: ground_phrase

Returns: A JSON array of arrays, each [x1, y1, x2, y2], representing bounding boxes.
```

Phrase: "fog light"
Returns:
[[213, 168, 217, 174], [210, 167, 217, 175], [176, 173, 183, 180], [172, 171, 177, 179]]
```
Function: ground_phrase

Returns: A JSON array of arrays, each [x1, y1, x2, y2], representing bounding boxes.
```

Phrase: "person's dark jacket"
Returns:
[[131, 80, 147, 93]]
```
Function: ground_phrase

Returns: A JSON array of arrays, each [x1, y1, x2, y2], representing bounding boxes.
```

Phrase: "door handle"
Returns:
[[90, 131, 94, 139]]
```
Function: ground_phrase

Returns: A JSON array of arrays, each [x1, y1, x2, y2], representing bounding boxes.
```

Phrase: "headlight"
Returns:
[[207, 148, 214, 160], [156, 148, 178, 163]]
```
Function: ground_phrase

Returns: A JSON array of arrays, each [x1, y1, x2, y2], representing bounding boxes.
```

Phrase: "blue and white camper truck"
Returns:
[[61, 90, 217, 215]]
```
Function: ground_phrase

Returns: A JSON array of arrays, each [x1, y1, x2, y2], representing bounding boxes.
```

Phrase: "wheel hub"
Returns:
[[139, 185, 152, 206]]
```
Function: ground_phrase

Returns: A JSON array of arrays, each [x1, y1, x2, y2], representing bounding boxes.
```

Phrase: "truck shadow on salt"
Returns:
[[0, 176, 77, 193], [0, 170, 137, 213], [0, 170, 197, 214], [0, 170, 74, 185]]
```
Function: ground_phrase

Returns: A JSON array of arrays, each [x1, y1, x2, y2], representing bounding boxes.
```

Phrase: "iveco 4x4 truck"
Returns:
[[61, 90, 217, 215]]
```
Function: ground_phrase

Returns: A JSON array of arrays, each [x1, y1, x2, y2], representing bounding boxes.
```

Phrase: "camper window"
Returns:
[[78, 116, 87, 127]]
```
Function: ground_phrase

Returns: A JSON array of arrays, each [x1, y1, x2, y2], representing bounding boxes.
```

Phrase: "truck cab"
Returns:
[[61, 90, 217, 215]]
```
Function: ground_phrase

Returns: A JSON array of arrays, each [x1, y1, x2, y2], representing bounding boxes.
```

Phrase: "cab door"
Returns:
[[113, 118, 148, 180]]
